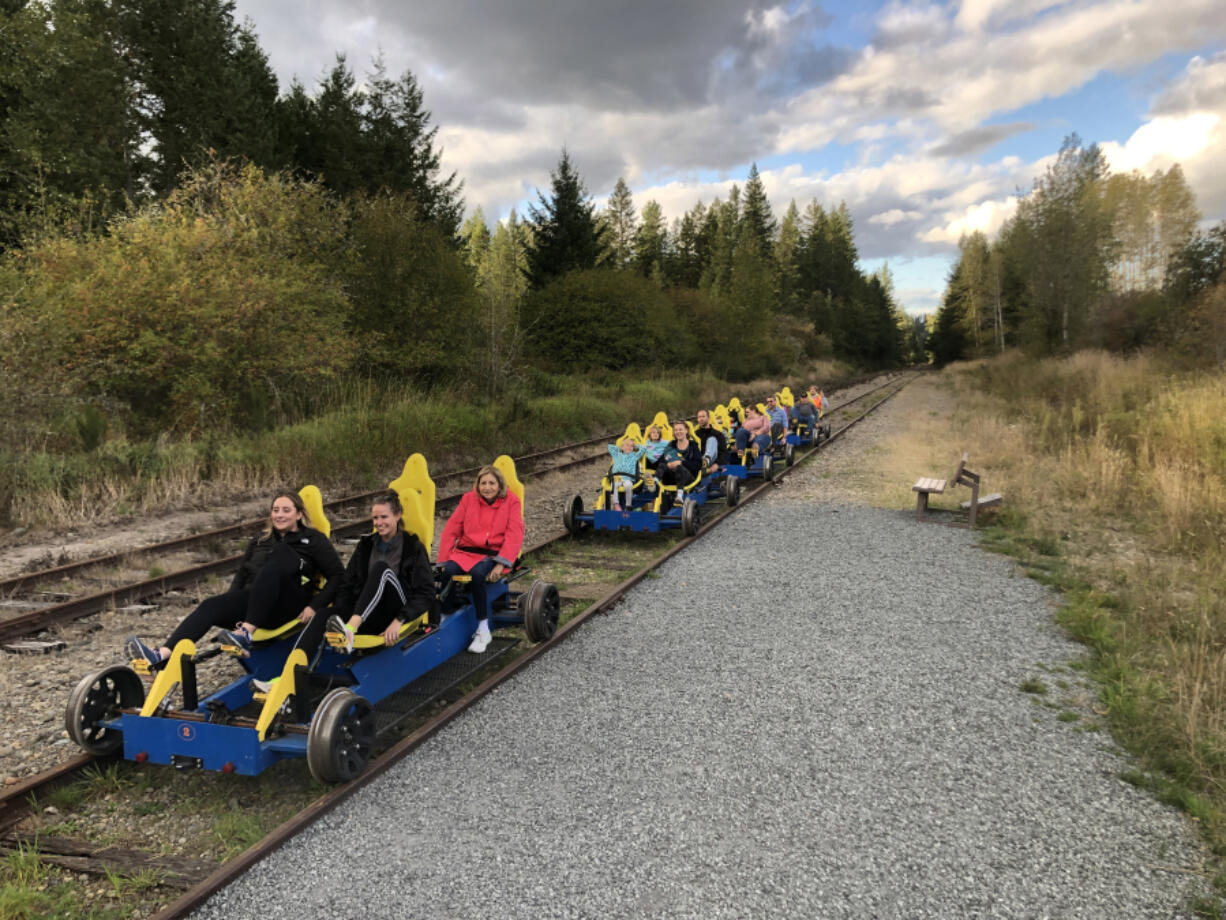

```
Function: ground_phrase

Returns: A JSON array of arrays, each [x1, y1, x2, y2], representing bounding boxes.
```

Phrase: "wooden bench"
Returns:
[[913, 453, 1002, 526]]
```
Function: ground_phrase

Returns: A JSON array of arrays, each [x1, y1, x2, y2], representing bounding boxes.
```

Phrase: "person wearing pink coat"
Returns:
[[437, 464, 525, 653]]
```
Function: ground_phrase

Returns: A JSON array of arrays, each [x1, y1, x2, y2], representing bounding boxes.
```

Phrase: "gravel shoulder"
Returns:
[[190, 457, 1213, 917]]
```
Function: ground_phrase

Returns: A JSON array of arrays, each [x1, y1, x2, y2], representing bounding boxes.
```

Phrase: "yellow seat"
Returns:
[[298, 484, 331, 539], [622, 422, 644, 444], [389, 453, 436, 549], [493, 455, 525, 521], [647, 410, 670, 434], [686, 420, 699, 441], [779, 387, 794, 408]]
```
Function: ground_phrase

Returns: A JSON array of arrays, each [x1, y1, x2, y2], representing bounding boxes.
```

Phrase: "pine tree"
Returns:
[[775, 200, 802, 315], [633, 200, 667, 279], [525, 149, 606, 289], [740, 163, 776, 257], [603, 177, 637, 270], [459, 207, 491, 284], [115, 0, 280, 195]]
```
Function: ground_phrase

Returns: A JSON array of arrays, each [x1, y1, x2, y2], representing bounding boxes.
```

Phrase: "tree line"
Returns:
[[928, 134, 1224, 367], [0, 0, 911, 449]]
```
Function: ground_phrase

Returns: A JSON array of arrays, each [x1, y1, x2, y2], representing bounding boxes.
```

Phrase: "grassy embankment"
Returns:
[[3, 361, 849, 529], [857, 352, 1226, 906]]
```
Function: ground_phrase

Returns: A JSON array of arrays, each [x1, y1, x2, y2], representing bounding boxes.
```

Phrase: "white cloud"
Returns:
[[1100, 113, 1220, 175], [920, 196, 1019, 245], [869, 208, 924, 226]]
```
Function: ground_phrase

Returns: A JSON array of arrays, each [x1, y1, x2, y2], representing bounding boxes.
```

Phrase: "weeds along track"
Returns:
[[0, 373, 915, 918], [0, 373, 905, 646]]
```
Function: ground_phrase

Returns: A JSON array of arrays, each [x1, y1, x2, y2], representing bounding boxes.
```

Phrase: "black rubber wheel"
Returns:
[[563, 493, 584, 535], [522, 580, 561, 643], [682, 499, 701, 536], [762, 455, 775, 482], [784, 442, 796, 466], [725, 475, 741, 507], [65, 666, 145, 756], [306, 689, 376, 784]]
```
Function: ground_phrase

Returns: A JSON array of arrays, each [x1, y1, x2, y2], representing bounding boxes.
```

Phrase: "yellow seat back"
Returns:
[[728, 397, 742, 412], [713, 408, 732, 433], [389, 453, 436, 549], [757, 402, 767, 415], [686, 420, 698, 441], [623, 422, 644, 444], [493, 455, 525, 520], [780, 387, 794, 407], [651, 410, 670, 432], [298, 485, 330, 539]]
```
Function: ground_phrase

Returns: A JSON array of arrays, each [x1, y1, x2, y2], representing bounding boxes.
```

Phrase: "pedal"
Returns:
[[218, 643, 249, 659]]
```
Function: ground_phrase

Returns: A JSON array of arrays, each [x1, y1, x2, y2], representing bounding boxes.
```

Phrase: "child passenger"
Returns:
[[642, 425, 670, 471], [607, 437, 646, 511]]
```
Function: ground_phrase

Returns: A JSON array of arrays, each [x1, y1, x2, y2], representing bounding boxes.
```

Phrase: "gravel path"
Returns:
[[191, 493, 1212, 919]]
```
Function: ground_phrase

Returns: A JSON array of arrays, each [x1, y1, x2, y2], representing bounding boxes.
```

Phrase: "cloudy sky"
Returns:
[[232, 0, 1226, 315]]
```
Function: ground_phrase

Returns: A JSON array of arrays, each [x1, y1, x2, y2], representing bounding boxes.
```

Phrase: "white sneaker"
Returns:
[[250, 676, 279, 694], [467, 630, 492, 654]]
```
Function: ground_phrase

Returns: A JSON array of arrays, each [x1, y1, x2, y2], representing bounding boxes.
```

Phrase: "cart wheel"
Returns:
[[725, 476, 741, 507], [563, 494, 584, 535], [784, 442, 796, 467], [307, 689, 376, 784], [763, 455, 775, 482], [65, 666, 145, 756], [522, 580, 561, 643], [682, 499, 701, 536]]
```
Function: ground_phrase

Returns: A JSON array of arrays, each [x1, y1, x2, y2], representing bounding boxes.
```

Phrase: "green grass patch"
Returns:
[[1019, 678, 1048, 695]]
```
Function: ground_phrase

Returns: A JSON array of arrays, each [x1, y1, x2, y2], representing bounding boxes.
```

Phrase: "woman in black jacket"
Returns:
[[125, 491, 343, 666], [304, 492, 435, 657], [658, 420, 704, 514]]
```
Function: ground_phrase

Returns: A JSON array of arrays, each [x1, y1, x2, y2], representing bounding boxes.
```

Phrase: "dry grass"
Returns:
[[852, 353, 1226, 880]]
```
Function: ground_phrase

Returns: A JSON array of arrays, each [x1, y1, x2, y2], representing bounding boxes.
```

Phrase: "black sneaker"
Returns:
[[125, 636, 162, 667], [217, 626, 253, 654]]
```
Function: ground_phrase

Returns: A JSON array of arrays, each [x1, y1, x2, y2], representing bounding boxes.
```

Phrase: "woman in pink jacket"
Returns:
[[437, 465, 525, 653]]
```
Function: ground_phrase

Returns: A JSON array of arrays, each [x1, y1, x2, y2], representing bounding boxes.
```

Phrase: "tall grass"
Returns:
[[6, 362, 853, 526], [951, 351, 1226, 868]]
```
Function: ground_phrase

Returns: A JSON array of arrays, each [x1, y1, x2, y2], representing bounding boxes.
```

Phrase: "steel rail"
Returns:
[[0, 377, 895, 644], [0, 370, 892, 598], [0, 372, 916, 913], [149, 371, 917, 920]]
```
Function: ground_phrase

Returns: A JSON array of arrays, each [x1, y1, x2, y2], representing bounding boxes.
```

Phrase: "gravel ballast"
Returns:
[[191, 492, 1212, 919]]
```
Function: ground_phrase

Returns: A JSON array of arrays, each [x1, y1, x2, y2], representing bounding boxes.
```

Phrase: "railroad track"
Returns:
[[0, 373, 899, 645], [0, 372, 915, 917]]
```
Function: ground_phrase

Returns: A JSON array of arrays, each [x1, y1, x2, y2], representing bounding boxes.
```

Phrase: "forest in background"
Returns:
[[928, 135, 1226, 368], [0, 0, 910, 457]]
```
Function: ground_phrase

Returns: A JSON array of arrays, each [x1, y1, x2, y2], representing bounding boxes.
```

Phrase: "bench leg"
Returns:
[[968, 481, 980, 527], [915, 492, 928, 522]]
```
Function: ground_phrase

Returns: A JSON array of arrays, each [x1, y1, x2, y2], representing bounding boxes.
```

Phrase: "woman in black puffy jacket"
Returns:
[[125, 491, 343, 666]]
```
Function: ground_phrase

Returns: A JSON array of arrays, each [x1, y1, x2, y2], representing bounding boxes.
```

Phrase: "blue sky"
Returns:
[[234, 0, 1226, 315]]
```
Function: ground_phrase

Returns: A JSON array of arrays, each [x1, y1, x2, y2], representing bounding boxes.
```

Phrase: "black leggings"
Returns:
[[165, 543, 309, 648], [658, 465, 698, 512], [294, 561, 407, 661]]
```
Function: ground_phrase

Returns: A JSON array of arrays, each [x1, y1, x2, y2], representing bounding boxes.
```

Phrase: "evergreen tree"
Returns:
[[459, 207, 491, 283], [740, 163, 776, 257], [603, 177, 637, 270], [0, 0, 138, 246], [525, 149, 606, 289], [633, 200, 667, 279], [775, 200, 802, 315], [115, 0, 280, 195], [700, 189, 738, 296], [666, 202, 705, 288]]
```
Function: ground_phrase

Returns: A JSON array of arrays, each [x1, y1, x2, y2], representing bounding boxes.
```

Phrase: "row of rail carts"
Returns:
[[64, 387, 829, 785], [64, 454, 560, 784], [563, 388, 830, 537]]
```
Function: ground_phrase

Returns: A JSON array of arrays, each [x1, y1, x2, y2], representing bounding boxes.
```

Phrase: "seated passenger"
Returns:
[[303, 494, 436, 658], [641, 424, 670, 472], [658, 420, 703, 514], [693, 409, 728, 472], [125, 492, 343, 666], [808, 385, 825, 416], [607, 436, 646, 511], [437, 465, 525, 654], [764, 394, 789, 440], [732, 405, 772, 463], [792, 393, 818, 431]]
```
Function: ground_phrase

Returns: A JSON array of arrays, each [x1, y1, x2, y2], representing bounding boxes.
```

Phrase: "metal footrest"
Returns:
[[372, 636, 519, 735]]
